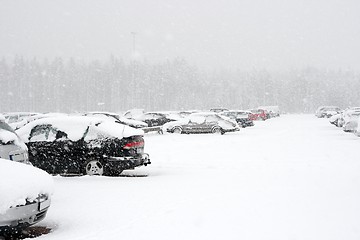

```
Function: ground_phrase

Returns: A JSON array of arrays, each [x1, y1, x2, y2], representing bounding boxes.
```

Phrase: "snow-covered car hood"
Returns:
[[16, 116, 144, 143], [0, 159, 54, 214]]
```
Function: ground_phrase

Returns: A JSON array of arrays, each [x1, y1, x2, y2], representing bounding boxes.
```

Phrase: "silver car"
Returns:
[[0, 119, 29, 164], [0, 116, 51, 236], [0, 159, 52, 236], [163, 112, 240, 134]]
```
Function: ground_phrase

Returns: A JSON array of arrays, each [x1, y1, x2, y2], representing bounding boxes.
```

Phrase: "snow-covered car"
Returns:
[[258, 106, 280, 118], [163, 112, 240, 135], [315, 106, 341, 118], [220, 110, 254, 128], [84, 112, 148, 128], [123, 109, 176, 127], [2, 112, 41, 130], [124, 110, 177, 133], [0, 116, 29, 164], [16, 116, 151, 176], [3, 112, 39, 124], [354, 118, 360, 137], [337, 107, 360, 127], [0, 159, 53, 236], [342, 112, 360, 132], [248, 109, 268, 121], [210, 108, 229, 113], [329, 113, 342, 127], [138, 112, 175, 127]]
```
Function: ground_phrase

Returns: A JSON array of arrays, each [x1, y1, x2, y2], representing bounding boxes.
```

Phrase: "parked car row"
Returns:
[[3, 105, 280, 137], [323, 107, 360, 136], [1, 106, 280, 236]]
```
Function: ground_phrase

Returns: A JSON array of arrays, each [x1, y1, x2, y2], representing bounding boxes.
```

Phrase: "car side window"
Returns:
[[29, 124, 59, 142], [29, 125, 50, 142]]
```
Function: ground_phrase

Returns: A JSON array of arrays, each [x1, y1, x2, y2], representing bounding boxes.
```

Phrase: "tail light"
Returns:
[[123, 139, 144, 149]]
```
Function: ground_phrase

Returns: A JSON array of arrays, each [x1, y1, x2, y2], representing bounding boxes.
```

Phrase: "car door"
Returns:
[[204, 116, 219, 133], [28, 124, 78, 174], [184, 116, 208, 133]]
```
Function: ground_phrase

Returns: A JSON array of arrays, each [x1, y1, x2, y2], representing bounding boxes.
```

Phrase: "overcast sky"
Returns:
[[1, 0, 359, 71]]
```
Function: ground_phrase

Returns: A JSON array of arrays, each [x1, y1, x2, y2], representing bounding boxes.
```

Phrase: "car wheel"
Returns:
[[212, 127, 223, 135], [84, 160, 104, 176], [172, 127, 182, 134]]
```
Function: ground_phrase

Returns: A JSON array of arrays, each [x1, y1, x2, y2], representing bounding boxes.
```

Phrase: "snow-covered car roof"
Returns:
[[123, 109, 145, 119], [0, 159, 54, 214], [16, 116, 144, 143], [84, 112, 148, 128]]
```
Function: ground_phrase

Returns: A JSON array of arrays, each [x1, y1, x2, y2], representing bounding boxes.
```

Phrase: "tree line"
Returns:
[[0, 56, 359, 114]]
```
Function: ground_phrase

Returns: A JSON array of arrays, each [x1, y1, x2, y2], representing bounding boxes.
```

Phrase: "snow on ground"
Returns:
[[38, 114, 360, 240]]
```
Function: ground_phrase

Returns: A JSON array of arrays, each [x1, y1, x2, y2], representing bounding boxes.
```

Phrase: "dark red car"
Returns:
[[248, 109, 268, 121]]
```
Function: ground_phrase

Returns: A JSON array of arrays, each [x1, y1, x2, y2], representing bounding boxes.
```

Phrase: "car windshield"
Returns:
[[0, 121, 15, 133]]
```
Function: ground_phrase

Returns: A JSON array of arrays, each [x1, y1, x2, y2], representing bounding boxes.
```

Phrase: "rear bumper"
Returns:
[[108, 153, 151, 169]]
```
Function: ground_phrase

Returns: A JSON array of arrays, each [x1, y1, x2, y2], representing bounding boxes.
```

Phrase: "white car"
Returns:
[[343, 112, 360, 132], [315, 106, 341, 118], [0, 159, 53, 236]]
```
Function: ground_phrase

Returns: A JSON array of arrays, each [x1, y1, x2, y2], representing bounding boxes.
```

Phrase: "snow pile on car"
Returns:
[[0, 159, 54, 214], [94, 119, 144, 138], [16, 116, 144, 143], [0, 122, 28, 151]]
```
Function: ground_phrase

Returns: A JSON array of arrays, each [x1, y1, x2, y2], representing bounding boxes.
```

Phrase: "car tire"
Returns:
[[172, 126, 182, 134], [212, 127, 223, 135], [84, 160, 104, 176]]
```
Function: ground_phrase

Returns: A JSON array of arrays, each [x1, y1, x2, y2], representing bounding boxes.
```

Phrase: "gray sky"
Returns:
[[1, 0, 360, 71]]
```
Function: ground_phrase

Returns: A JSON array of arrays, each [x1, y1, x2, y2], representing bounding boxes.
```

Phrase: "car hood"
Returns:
[[0, 159, 54, 214]]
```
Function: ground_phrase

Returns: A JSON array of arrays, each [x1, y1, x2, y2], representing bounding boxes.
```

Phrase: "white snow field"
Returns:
[[38, 114, 360, 240]]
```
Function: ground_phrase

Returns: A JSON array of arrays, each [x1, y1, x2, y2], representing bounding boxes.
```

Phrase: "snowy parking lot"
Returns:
[[40, 114, 360, 240]]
